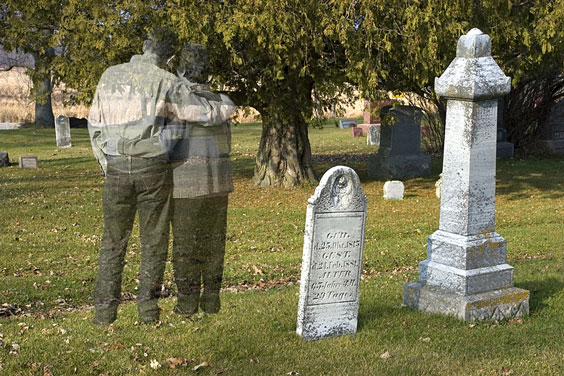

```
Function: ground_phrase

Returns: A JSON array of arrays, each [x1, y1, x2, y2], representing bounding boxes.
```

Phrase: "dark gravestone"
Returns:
[[496, 98, 514, 158], [0, 152, 9, 167], [368, 105, 431, 179], [537, 100, 564, 154], [351, 127, 363, 137]]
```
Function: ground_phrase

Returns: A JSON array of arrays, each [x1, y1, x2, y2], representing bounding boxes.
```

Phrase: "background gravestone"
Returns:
[[496, 98, 514, 158], [0, 152, 9, 167], [367, 124, 380, 146], [367, 105, 431, 179], [296, 166, 367, 341], [55, 114, 72, 148], [383, 180, 404, 200], [537, 99, 564, 154], [403, 28, 529, 321], [338, 119, 356, 129], [19, 156, 38, 169]]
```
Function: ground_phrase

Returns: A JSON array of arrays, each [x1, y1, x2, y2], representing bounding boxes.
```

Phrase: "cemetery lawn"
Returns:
[[1, 124, 564, 375]]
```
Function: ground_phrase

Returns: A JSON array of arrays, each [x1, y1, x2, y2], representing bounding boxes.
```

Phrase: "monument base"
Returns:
[[496, 141, 514, 158], [403, 282, 529, 322], [368, 153, 431, 179]]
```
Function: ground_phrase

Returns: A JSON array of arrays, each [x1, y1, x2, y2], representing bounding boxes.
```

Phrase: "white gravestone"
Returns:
[[296, 166, 367, 341], [55, 114, 72, 148], [403, 29, 529, 321], [383, 180, 404, 200], [367, 124, 380, 146]]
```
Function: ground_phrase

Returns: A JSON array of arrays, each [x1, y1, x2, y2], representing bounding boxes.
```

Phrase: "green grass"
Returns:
[[1, 124, 564, 375]]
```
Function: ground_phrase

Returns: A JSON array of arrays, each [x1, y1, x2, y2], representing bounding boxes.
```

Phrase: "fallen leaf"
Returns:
[[419, 337, 431, 343], [498, 367, 514, 375], [166, 358, 184, 369], [252, 265, 263, 275], [193, 361, 209, 371], [380, 351, 393, 360]]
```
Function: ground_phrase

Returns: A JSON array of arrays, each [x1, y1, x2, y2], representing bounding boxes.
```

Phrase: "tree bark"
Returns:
[[34, 75, 54, 127], [253, 111, 318, 188]]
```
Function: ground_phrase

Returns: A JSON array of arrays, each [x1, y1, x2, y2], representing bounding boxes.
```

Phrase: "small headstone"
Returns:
[[351, 127, 363, 137], [383, 180, 404, 200], [55, 114, 72, 147], [367, 124, 380, 146], [19, 156, 38, 169], [338, 119, 356, 129], [297, 166, 367, 341]]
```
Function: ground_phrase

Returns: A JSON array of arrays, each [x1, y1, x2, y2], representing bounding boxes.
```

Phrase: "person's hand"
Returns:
[[104, 139, 118, 154]]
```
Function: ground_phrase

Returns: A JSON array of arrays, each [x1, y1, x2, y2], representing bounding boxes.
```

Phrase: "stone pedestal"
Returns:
[[368, 105, 431, 179], [403, 28, 529, 321]]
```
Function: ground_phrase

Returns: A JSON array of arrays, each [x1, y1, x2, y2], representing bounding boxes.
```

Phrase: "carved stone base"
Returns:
[[403, 282, 529, 322], [368, 154, 431, 179]]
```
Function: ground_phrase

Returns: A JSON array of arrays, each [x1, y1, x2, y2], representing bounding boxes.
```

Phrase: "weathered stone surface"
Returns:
[[403, 28, 528, 322], [0, 152, 8, 167], [367, 124, 380, 146], [435, 174, 442, 198], [435, 28, 511, 101], [19, 156, 38, 168], [404, 283, 529, 321], [383, 180, 404, 200], [297, 166, 367, 341], [368, 105, 431, 179], [55, 114, 72, 148]]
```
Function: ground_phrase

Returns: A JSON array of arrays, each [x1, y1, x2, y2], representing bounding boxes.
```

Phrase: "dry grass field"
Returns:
[[0, 68, 89, 123], [0, 68, 364, 124]]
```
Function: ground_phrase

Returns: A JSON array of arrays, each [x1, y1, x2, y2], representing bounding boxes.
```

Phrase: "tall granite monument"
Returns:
[[297, 166, 367, 340], [367, 105, 431, 179], [403, 29, 529, 321]]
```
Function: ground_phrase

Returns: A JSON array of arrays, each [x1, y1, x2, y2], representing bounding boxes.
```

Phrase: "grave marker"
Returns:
[[19, 156, 38, 169], [55, 114, 72, 147], [297, 166, 367, 341], [367, 124, 380, 146], [403, 29, 529, 321], [383, 180, 404, 200], [338, 119, 357, 129]]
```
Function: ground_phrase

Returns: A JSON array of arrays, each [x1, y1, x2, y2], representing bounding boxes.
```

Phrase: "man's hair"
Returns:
[[143, 27, 178, 61]]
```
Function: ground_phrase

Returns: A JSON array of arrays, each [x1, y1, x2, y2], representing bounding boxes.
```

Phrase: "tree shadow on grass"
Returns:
[[518, 277, 564, 314]]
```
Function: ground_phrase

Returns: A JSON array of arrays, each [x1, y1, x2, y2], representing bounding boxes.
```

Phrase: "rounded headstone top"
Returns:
[[467, 28, 483, 36]]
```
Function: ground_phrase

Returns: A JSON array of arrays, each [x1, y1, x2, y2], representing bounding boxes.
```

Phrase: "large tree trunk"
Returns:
[[253, 111, 318, 188], [34, 76, 54, 127]]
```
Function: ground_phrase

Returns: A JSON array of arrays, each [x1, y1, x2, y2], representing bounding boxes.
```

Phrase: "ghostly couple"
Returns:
[[88, 28, 236, 325]]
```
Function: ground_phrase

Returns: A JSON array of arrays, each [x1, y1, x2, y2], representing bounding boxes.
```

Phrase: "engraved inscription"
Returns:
[[307, 212, 364, 306]]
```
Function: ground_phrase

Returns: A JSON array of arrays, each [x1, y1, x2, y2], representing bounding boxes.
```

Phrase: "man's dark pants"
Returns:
[[93, 156, 171, 325]]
